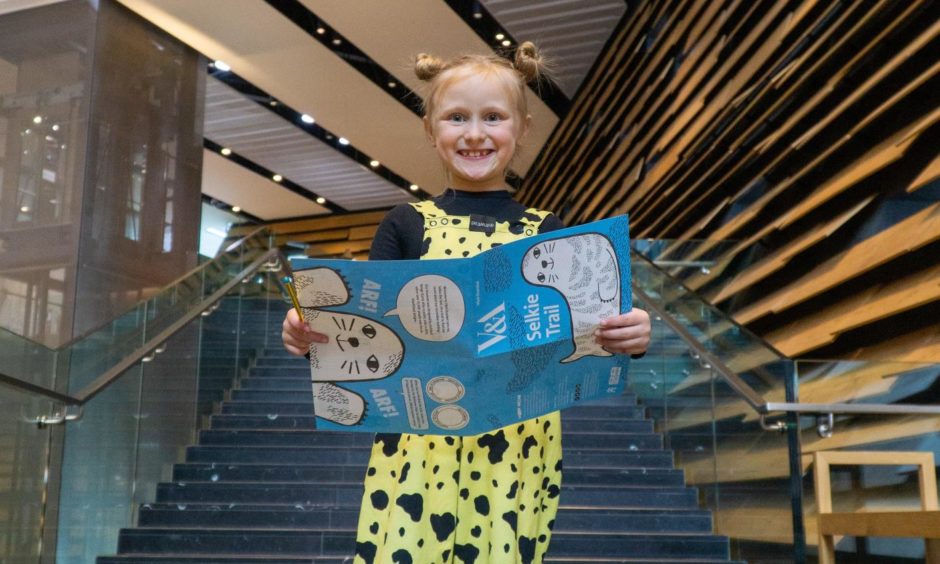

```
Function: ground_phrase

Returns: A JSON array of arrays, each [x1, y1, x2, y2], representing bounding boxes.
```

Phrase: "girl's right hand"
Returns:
[[281, 308, 329, 356]]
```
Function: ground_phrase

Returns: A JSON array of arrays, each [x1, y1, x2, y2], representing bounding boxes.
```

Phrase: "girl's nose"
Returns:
[[464, 118, 485, 141]]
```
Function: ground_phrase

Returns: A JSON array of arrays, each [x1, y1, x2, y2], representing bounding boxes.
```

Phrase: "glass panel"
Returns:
[[796, 359, 940, 561], [0, 381, 58, 562], [631, 248, 803, 562]]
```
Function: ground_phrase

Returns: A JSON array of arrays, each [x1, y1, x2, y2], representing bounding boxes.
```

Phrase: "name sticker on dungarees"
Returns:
[[469, 214, 496, 234]]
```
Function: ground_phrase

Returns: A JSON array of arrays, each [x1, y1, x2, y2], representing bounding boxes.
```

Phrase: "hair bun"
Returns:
[[513, 41, 543, 83], [415, 53, 444, 81]]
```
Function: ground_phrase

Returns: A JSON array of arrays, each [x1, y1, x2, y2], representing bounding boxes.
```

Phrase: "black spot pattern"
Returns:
[[507, 481, 519, 499], [396, 493, 423, 522], [430, 512, 456, 541], [371, 490, 389, 510], [391, 548, 413, 564], [519, 535, 536, 564], [522, 436, 538, 458], [474, 495, 490, 516], [454, 543, 480, 564], [502, 510, 518, 533], [356, 541, 377, 564], [398, 462, 411, 483], [375, 433, 401, 457], [477, 430, 510, 464]]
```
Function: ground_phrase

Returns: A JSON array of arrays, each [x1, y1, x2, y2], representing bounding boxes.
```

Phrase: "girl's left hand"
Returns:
[[595, 308, 651, 355]]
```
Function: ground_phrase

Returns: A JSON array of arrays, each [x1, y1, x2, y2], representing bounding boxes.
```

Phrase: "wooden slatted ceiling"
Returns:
[[513, 0, 940, 362]]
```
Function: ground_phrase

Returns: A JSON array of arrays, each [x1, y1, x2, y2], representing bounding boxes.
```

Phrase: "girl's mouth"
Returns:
[[458, 150, 494, 159]]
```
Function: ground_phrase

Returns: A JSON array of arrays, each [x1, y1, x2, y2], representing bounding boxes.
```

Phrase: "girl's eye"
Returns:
[[485, 113, 502, 122], [362, 324, 377, 339], [448, 114, 465, 123]]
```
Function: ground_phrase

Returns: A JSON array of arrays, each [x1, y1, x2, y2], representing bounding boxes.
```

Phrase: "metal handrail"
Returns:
[[0, 246, 287, 408], [632, 283, 940, 422]]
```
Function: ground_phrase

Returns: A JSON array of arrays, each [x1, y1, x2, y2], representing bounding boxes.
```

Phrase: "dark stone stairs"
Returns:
[[98, 300, 742, 563]]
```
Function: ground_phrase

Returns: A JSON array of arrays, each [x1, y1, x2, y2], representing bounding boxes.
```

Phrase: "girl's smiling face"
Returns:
[[425, 72, 530, 192]]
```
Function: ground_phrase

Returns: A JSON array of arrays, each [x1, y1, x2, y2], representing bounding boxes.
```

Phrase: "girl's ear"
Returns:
[[424, 115, 436, 146]]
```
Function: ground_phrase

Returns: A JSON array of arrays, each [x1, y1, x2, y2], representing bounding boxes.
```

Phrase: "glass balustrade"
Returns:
[[0, 228, 284, 562]]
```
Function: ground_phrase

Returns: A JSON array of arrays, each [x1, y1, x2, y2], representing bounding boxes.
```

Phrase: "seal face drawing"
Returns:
[[521, 233, 621, 363]]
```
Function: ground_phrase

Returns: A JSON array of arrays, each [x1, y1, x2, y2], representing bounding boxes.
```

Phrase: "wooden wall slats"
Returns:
[[274, 228, 351, 246], [733, 202, 940, 325], [231, 210, 388, 237], [304, 238, 373, 257], [767, 261, 940, 356], [694, 196, 874, 299]]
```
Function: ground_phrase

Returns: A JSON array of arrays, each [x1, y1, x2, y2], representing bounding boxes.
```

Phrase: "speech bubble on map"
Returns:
[[385, 275, 465, 341]]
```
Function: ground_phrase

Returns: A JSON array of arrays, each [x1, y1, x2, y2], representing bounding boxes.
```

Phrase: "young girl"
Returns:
[[282, 42, 651, 564]]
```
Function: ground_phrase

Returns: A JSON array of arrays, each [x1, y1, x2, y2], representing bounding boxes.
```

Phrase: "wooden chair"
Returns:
[[813, 450, 940, 563]]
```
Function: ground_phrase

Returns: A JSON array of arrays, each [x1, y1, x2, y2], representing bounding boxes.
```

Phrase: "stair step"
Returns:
[[195, 429, 663, 450], [208, 414, 655, 434], [115, 529, 728, 558], [218, 401, 649, 421], [172, 463, 685, 487], [155, 482, 698, 509], [185, 445, 676, 469], [135, 503, 712, 534]]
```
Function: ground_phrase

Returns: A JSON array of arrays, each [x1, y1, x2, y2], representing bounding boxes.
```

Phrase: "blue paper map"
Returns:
[[290, 215, 632, 435]]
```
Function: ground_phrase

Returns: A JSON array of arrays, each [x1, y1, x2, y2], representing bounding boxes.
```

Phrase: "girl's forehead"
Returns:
[[437, 72, 517, 106]]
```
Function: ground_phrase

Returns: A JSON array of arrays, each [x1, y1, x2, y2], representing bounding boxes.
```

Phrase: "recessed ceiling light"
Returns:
[[473, 12, 482, 19], [409, 184, 419, 192], [369, 160, 380, 167], [220, 147, 232, 156], [213, 60, 231, 72], [502, 40, 511, 47], [52, 124, 60, 131], [33, 115, 42, 124], [495, 33, 505, 40], [332, 38, 341, 46], [316, 197, 326, 205], [231, 206, 241, 213], [316, 27, 325, 34], [269, 100, 278, 107], [338, 137, 349, 145], [272, 174, 283, 182], [301, 114, 315, 124], [388, 81, 397, 88], [20, 206, 29, 213]]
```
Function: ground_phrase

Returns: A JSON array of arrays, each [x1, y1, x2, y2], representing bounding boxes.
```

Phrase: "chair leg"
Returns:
[[819, 534, 836, 564], [926, 539, 940, 564]]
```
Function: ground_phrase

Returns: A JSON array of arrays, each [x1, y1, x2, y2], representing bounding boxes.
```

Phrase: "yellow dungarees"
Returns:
[[354, 199, 563, 564]]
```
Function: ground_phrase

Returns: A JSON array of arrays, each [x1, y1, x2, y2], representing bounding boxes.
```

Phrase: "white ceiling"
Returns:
[[110, 0, 625, 221]]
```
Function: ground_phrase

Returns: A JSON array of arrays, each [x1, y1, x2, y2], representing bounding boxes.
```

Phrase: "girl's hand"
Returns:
[[282, 308, 329, 356], [594, 308, 651, 356]]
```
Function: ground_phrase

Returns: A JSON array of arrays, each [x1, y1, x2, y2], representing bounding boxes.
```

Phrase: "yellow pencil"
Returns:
[[282, 276, 304, 322]]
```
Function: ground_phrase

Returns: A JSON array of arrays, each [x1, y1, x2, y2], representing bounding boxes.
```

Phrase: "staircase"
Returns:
[[98, 298, 742, 563]]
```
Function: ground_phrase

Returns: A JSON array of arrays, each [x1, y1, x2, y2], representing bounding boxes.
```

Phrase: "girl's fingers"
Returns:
[[597, 336, 648, 354]]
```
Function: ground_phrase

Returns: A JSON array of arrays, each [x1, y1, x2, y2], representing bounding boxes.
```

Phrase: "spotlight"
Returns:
[[369, 160, 380, 168], [473, 12, 482, 19], [220, 147, 232, 156], [315, 197, 326, 205], [332, 38, 341, 46], [33, 116, 42, 124], [316, 27, 325, 34], [495, 33, 504, 40], [388, 81, 397, 88], [52, 124, 60, 131], [409, 184, 419, 192], [231, 206, 241, 213], [301, 114, 315, 124], [213, 60, 231, 72], [20, 206, 30, 213], [272, 174, 283, 182], [502, 40, 511, 47], [338, 137, 349, 145]]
